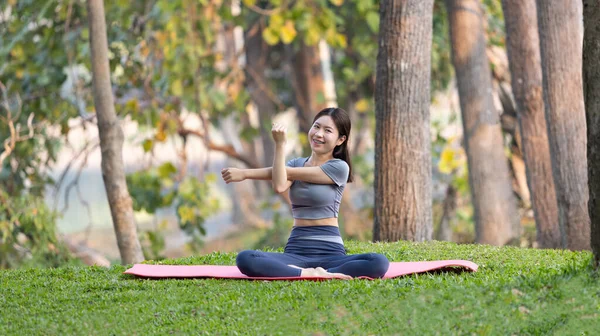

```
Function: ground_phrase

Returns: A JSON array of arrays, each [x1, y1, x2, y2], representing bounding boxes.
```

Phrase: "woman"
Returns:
[[221, 107, 389, 279]]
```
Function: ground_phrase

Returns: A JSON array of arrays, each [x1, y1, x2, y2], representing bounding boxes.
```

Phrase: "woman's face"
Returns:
[[308, 116, 346, 154]]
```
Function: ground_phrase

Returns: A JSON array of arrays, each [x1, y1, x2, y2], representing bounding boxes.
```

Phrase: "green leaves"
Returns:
[[242, 0, 257, 6], [126, 164, 220, 252], [170, 79, 184, 97], [157, 162, 177, 178], [177, 205, 196, 224], [174, 175, 220, 250], [365, 11, 379, 33], [0, 190, 73, 269]]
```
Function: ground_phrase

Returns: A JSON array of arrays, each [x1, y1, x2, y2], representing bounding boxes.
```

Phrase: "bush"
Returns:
[[0, 190, 74, 269]]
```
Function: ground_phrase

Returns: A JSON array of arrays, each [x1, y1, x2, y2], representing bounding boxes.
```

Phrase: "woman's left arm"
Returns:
[[287, 160, 349, 186]]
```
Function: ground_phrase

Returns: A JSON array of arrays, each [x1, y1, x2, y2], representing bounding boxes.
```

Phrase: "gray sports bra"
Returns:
[[286, 157, 349, 219]]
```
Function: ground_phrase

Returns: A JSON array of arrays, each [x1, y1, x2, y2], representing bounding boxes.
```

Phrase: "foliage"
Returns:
[[0, 0, 511, 257], [257, 0, 349, 48], [0, 190, 75, 269], [1, 241, 598, 335], [126, 162, 221, 253], [112, 1, 250, 127], [0, 0, 84, 196], [3, 0, 240, 251]]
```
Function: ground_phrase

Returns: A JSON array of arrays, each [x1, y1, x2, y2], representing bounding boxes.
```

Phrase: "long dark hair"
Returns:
[[312, 107, 353, 183]]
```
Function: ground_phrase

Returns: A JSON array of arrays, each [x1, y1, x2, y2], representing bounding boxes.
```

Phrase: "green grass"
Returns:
[[1, 241, 599, 335]]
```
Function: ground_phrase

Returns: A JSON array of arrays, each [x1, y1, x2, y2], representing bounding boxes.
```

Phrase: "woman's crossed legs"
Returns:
[[236, 250, 389, 279]]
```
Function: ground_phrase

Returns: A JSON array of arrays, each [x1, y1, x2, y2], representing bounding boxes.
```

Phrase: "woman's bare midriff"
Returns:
[[293, 217, 339, 227]]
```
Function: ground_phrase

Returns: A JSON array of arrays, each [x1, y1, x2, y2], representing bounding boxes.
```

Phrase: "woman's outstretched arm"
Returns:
[[221, 166, 338, 185], [220, 167, 272, 183]]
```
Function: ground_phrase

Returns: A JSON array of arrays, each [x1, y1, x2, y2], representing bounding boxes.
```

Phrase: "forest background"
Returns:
[[2, 0, 599, 268]]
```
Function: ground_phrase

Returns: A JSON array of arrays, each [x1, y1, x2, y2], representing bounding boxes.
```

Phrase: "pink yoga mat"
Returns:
[[124, 260, 478, 280]]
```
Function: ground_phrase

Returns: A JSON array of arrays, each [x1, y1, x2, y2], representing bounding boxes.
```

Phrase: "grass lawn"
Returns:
[[1, 241, 599, 335]]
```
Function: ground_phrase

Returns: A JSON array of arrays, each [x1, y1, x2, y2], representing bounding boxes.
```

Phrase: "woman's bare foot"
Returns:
[[297, 266, 353, 280]]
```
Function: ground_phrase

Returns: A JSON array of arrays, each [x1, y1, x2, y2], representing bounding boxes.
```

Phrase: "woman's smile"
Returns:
[[312, 138, 325, 146]]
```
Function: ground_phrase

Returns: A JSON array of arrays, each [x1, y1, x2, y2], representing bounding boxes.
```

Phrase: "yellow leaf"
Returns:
[[159, 220, 169, 230], [242, 0, 257, 6], [325, 28, 338, 46], [178, 206, 195, 224], [335, 33, 347, 49], [329, 0, 344, 6], [10, 45, 23, 58], [269, 13, 284, 29], [298, 133, 309, 147], [305, 25, 320, 46], [262, 27, 280, 45], [155, 130, 167, 142], [227, 84, 240, 100], [438, 147, 455, 174], [15, 69, 24, 79], [355, 99, 370, 113], [205, 173, 217, 183], [125, 99, 139, 112], [280, 21, 297, 44], [139, 42, 150, 58], [171, 79, 183, 96], [155, 31, 167, 46], [142, 139, 154, 152], [438, 146, 465, 174]]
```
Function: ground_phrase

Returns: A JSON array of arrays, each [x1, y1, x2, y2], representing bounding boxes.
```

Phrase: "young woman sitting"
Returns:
[[221, 107, 389, 279]]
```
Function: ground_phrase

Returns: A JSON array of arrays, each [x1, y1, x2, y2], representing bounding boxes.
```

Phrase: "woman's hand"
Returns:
[[221, 168, 246, 183], [271, 122, 287, 144]]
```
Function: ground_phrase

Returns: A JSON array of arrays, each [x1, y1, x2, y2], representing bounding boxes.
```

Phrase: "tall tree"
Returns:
[[501, 0, 560, 248], [445, 0, 519, 245], [536, 0, 590, 250], [245, 19, 278, 167], [373, 0, 434, 242], [288, 41, 327, 134], [583, 0, 600, 263], [87, 0, 144, 264]]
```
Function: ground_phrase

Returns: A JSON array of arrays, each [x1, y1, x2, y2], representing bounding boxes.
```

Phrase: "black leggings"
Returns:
[[236, 250, 390, 278]]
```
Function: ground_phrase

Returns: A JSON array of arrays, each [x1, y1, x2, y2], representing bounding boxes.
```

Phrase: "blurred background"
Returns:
[[0, 0, 572, 267]]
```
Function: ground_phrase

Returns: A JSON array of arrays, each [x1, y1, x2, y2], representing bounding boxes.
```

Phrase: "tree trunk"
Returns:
[[436, 185, 457, 241], [87, 0, 144, 264], [488, 46, 534, 209], [245, 20, 277, 167], [501, 0, 561, 248], [445, 0, 519, 246], [288, 41, 327, 134], [373, 0, 434, 242], [583, 0, 600, 263], [536, 0, 590, 250]]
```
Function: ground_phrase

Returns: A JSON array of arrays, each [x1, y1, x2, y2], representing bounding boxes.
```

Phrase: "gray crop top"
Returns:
[[286, 157, 349, 219]]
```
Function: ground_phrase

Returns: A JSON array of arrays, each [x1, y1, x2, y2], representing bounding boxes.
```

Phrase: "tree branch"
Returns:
[[52, 140, 100, 210], [177, 127, 260, 169], [0, 82, 39, 166]]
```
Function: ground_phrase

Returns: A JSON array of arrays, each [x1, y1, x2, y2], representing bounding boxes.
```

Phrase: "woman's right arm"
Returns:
[[221, 167, 271, 183], [271, 123, 293, 193], [221, 122, 294, 193]]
